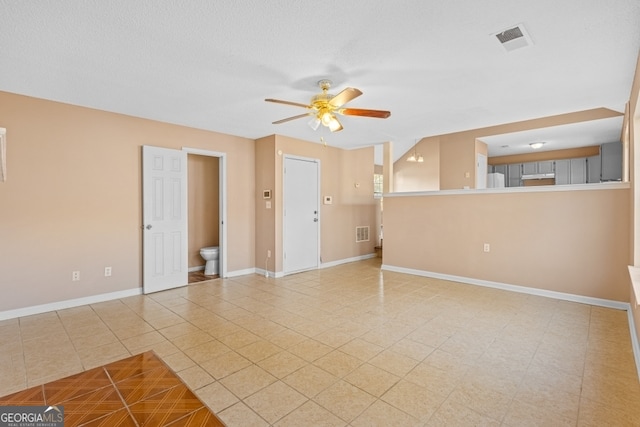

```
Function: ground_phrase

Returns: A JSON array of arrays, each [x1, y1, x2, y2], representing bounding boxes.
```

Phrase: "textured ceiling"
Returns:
[[1, 1, 639, 163]]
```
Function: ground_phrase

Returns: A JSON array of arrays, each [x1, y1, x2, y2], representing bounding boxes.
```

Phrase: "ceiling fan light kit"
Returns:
[[266, 79, 390, 133]]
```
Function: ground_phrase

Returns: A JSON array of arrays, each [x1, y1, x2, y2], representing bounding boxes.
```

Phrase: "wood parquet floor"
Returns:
[[0, 351, 224, 426]]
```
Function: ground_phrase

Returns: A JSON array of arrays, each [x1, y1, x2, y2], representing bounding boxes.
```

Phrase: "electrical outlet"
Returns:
[[72, 271, 80, 281], [267, 250, 271, 258], [483, 243, 490, 253], [105, 267, 112, 277]]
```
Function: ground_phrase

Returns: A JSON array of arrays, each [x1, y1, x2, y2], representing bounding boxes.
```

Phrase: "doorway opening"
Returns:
[[183, 147, 227, 281]]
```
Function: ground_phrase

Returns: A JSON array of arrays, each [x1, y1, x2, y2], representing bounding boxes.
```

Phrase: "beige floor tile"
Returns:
[[503, 399, 576, 427], [257, 351, 307, 379], [381, 379, 447, 422], [176, 364, 215, 390], [313, 380, 376, 423], [217, 401, 269, 427], [236, 339, 282, 363], [274, 400, 346, 427], [288, 338, 333, 362], [313, 350, 363, 378], [403, 362, 464, 397], [446, 381, 513, 421], [218, 329, 261, 349], [580, 362, 640, 412], [283, 364, 339, 398], [220, 365, 277, 399], [338, 338, 384, 361], [157, 322, 200, 339], [344, 363, 400, 397], [200, 351, 253, 380], [120, 330, 167, 353], [183, 339, 230, 364], [426, 398, 501, 426], [369, 350, 419, 377], [160, 351, 196, 372], [170, 330, 214, 350], [195, 381, 239, 413], [351, 399, 421, 427], [313, 330, 355, 348], [244, 381, 307, 424], [389, 338, 435, 361], [577, 396, 640, 426], [77, 341, 129, 370]]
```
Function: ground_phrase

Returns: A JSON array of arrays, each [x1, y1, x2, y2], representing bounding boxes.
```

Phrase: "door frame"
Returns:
[[182, 147, 228, 278], [282, 154, 321, 275]]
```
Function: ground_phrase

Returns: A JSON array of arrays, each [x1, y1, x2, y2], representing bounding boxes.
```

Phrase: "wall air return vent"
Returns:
[[356, 226, 370, 243], [493, 24, 533, 52]]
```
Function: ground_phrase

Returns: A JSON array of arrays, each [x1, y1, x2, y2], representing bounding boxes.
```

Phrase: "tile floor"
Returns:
[[1, 258, 640, 426], [0, 351, 224, 426]]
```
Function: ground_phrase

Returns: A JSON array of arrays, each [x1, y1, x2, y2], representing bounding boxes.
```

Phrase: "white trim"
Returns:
[[255, 268, 285, 279], [226, 268, 258, 278], [627, 308, 640, 381], [383, 181, 629, 198], [188, 266, 205, 273], [182, 147, 228, 278], [381, 264, 629, 310], [0, 288, 142, 321], [321, 253, 377, 269]]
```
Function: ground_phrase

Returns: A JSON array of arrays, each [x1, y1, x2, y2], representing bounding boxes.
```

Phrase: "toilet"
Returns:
[[200, 246, 219, 275]]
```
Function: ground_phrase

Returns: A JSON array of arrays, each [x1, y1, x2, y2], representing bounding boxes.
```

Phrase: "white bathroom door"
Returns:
[[283, 157, 320, 274], [142, 145, 188, 294]]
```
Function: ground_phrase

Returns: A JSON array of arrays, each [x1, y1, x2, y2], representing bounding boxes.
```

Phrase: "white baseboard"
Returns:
[[225, 268, 258, 278], [254, 268, 284, 279], [0, 288, 142, 321], [381, 264, 629, 310], [321, 253, 377, 269], [382, 263, 640, 381], [188, 266, 205, 272]]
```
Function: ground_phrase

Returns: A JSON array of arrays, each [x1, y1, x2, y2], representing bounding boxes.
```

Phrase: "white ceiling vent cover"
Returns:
[[493, 24, 533, 52], [356, 226, 370, 243]]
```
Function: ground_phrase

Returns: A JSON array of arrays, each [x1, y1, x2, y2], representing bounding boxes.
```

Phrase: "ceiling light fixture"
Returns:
[[406, 140, 424, 163], [529, 142, 545, 149]]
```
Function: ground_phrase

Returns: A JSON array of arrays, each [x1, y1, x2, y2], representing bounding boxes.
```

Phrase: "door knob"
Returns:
[[313, 218, 318, 222], [146, 224, 152, 230]]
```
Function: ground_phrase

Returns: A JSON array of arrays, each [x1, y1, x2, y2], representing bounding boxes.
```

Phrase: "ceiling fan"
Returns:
[[265, 79, 391, 133]]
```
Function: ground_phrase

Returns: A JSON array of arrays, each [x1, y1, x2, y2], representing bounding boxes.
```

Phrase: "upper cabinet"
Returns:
[[600, 142, 622, 182], [490, 142, 622, 187]]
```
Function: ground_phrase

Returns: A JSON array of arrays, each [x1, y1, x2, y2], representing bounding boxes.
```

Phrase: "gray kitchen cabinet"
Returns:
[[601, 141, 622, 181], [555, 160, 570, 185], [538, 161, 555, 174], [522, 162, 537, 175], [507, 163, 522, 187], [570, 158, 587, 184], [587, 155, 601, 183], [493, 164, 508, 177]]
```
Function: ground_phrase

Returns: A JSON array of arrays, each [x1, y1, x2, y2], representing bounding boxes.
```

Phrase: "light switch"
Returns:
[[266, 201, 271, 209]]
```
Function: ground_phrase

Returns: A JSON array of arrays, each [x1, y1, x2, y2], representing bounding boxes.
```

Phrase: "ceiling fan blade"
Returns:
[[328, 87, 362, 108], [272, 113, 313, 124], [265, 98, 310, 109], [339, 108, 391, 119]]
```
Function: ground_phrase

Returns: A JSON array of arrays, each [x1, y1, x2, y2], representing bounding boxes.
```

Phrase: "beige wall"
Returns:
[[187, 154, 219, 269], [394, 137, 440, 192], [254, 135, 377, 273], [383, 187, 630, 302], [0, 91, 255, 312]]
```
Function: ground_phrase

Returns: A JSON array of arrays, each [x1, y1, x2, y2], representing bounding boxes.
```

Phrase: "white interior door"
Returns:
[[142, 145, 188, 293], [476, 153, 488, 189], [283, 157, 319, 274]]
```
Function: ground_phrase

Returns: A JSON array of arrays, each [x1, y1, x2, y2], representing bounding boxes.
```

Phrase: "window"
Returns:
[[373, 174, 383, 198]]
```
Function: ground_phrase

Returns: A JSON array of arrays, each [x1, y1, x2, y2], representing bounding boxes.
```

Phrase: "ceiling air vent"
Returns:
[[493, 24, 533, 52]]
